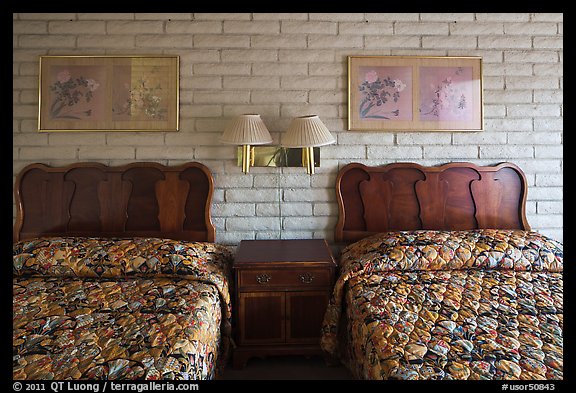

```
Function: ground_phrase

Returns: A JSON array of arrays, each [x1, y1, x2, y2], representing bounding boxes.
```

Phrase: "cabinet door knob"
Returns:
[[300, 273, 315, 284], [256, 273, 271, 284]]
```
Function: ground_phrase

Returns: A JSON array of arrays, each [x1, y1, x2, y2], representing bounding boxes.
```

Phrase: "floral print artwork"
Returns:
[[112, 65, 169, 121], [419, 66, 474, 121], [48, 65, 170, 123], [321, 229, 563, 380], [13, 237, 233, 380], [49, 66, 105, 120], [358, 66, 412, 120], [39, 56, 178, 131], [349, 56, 482, 131]]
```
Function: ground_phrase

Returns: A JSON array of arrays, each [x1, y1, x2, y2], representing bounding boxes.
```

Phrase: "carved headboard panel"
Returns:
[[335, 162, 530, 243], [14, 162, 216, 243]]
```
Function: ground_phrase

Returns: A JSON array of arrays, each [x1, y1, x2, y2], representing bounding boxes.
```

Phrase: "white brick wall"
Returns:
[[13, 13, 563, 244]]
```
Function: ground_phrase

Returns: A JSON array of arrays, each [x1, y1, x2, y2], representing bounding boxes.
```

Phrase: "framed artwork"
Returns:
[[348, 56, 483, 131], [38, 55, 179, 132]]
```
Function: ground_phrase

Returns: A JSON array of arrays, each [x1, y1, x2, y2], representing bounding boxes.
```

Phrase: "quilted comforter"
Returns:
[[13, 237, 233, 380], [320, 229, 563, 380]]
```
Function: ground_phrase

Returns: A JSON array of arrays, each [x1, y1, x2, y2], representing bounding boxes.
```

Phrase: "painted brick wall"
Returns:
[[13, 13, 563, 244]]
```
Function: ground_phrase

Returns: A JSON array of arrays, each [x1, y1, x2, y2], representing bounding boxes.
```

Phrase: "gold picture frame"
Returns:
[[38, 55, 179, 132], [348, 56, 483, 132]]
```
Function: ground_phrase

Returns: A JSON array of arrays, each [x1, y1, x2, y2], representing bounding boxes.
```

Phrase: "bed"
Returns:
[[320, 162, 563, 380], [13, 162, 233, 380]]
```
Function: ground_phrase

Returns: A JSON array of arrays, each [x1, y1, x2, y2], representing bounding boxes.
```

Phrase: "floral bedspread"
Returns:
[[320, 229, 563, 380], [13, 237, 233, 380]]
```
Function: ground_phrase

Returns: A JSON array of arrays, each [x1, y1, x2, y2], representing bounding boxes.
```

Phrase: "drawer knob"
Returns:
[[300, 273, 315, 284], [256, 273, 271, 284]]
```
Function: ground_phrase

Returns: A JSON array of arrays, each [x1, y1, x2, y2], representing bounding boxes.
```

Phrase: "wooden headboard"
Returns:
[[14, 162, 216, 243], [335, 162, 530, 243]]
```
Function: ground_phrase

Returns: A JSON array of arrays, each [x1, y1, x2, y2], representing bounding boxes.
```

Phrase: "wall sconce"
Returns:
[[220, 114, 272, 173], [282, 115, 335, 175]]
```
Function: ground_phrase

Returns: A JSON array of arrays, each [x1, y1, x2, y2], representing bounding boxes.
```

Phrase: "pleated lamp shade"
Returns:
[[282, 115, 336, 148], [220, 114, 272, 145]]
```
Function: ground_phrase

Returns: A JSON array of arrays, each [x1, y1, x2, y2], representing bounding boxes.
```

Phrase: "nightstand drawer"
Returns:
[[238, 268, 332, 289]]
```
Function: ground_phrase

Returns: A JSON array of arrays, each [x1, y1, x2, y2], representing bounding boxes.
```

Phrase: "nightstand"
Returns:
[[231, 239, 336, 369]]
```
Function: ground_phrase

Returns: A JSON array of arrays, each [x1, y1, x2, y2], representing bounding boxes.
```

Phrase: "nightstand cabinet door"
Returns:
[[286, 291, 329, 344], [239, 292, 285, 344]]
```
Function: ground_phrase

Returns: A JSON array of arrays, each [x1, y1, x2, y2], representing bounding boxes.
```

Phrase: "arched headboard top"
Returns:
[[335, 162, 530, 243], [14, 161, 216, 243]]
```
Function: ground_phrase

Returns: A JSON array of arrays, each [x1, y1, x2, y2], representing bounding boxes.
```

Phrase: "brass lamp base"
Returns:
[[236, 146, 320, 169], [241, 144, 252, 173], [302, 146, 315, 175]]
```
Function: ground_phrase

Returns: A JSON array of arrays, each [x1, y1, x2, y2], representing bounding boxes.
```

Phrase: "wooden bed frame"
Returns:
[[335, 162, 530, 243], [13, 162, 216, 243]]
